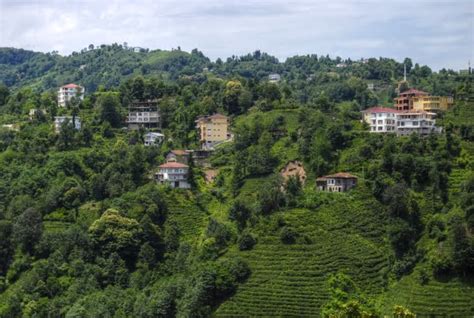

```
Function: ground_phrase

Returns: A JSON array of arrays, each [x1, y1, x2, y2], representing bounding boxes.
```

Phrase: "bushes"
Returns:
[[280, 226, 298, 244], [238, 232, 256, 251]]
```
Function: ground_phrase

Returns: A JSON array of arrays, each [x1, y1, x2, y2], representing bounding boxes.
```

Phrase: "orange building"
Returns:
[[394, 89, 428, 111]]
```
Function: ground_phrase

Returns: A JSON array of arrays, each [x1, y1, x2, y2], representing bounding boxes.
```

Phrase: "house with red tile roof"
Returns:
[[362, 106, 400, 133], [58, 83, 84, 107], [316, 173, 358, 192], [155, 162, 190, 189]]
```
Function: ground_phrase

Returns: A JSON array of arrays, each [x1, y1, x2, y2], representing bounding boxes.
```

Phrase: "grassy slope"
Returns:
[[215, 104, 474, 317], [216, 181, 391, 317]]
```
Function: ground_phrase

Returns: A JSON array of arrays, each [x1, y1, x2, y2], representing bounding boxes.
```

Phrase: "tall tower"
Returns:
[[404, 63, 407, 82]]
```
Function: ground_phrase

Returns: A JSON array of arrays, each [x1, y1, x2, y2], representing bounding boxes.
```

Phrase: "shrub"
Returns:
[[280, 226, 298, 244], [238, 233, 256, 251]]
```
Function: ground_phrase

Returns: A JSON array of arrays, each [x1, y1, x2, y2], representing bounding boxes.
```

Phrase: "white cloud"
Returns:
[[0, 0, 472, 70]]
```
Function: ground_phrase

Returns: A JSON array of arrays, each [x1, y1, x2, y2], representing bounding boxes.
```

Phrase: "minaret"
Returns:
[[403, 63, 407, 82]]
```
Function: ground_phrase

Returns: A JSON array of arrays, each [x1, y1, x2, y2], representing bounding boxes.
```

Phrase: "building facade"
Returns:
[[412, 96, 454, 112], [54, 116, 81, 133], [268, 73, 281, 83], [195, 113, 229, 149], [155, 162, 190, 189], [316, 173, 358, 192], [396, 111, 441, 136], [144, 132, 164, 146], [394, 89, 428, 111], [362, 107, 441, 136], [126, 100, 160, 130], [362, 107, 400, 133], [58, 84, 84, 107]]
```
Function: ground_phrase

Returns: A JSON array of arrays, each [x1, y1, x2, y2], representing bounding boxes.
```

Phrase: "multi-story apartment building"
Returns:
[[394, 89, 428, 111], [155, 162, 190, 189], [362, 107, 399, 133], [54, 116, 81, 133], [396, 111, 441, 136], [412, 95, 454, 112], [126, 100, 160, 130], [195, 113, 229, 149], [362, 107, 441, 136], [58, 84, 84, 107]]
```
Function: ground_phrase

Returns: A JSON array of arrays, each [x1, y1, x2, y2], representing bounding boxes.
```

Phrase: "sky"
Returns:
[[0, 0, 473, 71]]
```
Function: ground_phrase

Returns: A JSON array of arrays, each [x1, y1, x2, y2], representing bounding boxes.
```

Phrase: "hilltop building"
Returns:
[[316, 173, 358, 192], [166, 150, 191, 164], [394, 89, 428, 111], [394, 89, 453, 112], [412, 95, 454, 112], [362, 107, 441, 136], [396, 111, 441, 136], [268, 73, 281, 83], [195, 113, 230, 149], [155, 162, 190, 189], [126, 100, 160, 130], [144, 132, 164, 146], [58, 84, 84, 107], [362, 107, 399, 133], [54, 116, 81, 133]]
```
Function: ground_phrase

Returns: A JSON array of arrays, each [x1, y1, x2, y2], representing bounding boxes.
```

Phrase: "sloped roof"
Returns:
[[317, 172, 358, 180], [399, 88, 428, 96], [362, 106, 401, 113], [159, 162, 188, 169], [170, 149, 190, 156], [61, 83, 82, 89]]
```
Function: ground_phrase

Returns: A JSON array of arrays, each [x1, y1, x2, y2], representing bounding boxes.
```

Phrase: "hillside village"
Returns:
[[0, 46, 473, 317]]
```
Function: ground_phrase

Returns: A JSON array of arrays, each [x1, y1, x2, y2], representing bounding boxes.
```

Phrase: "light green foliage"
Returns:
[[0, 47, 473, 317]]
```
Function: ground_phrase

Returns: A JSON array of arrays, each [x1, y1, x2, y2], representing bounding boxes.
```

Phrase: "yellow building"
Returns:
[[195, 113, 229, 149], [412, 95, 454, 112]]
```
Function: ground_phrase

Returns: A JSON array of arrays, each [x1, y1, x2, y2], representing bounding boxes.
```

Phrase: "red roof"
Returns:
[[170, 150, 190, 156], [61, 83, 82, 89], [159, 162, 188, 169], [317, 172, 358, 180], [362, 106, 401, 113], [399, 88, 428, 96]]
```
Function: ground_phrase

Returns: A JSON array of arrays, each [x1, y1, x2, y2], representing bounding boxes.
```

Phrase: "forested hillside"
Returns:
[[0, 46, 473, 317]]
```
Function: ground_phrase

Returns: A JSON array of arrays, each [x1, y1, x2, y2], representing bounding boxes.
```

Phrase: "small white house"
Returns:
[[54, 116, 81, 133], [268, 73, 281, 83], [144, 132, 164, 146], [155, 162, 190, 189]]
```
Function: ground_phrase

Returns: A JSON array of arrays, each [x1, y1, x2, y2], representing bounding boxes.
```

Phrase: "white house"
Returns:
[[268, 73, 281, 83], [362, 107, 399, 133], [127, 100, 160, 130], [58, 84, 84, 107], [144, 132, 164, 146], [396, 111, 441, 136], [155, 162, 190, 189], [362, 107, 441, 136], [54, 116, 81, 133]]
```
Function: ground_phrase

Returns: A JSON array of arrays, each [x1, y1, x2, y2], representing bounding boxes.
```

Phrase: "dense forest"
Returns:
[[0, 44, 473, 317]]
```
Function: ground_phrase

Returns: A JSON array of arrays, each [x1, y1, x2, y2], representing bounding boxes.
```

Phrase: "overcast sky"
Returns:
[[0, 0, 473, 70]]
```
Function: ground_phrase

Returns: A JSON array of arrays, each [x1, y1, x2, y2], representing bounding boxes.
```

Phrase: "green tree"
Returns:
[[12, 208, 43, 254], [96, 92, 123, 127], [89, 209, 143, 263]]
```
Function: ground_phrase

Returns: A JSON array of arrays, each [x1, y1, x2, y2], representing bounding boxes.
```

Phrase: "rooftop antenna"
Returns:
[[403, 63, 407, 81]]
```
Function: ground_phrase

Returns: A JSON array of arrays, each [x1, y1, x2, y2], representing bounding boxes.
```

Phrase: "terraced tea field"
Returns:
[[216, 189, 391, 317], [380, 273, 474, 316]]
